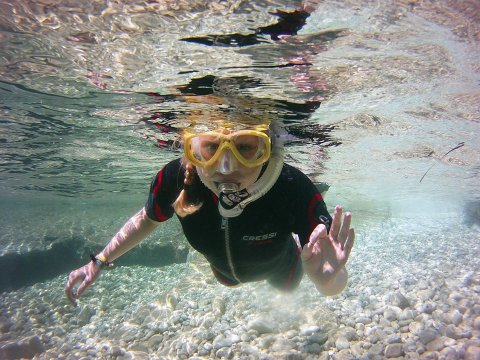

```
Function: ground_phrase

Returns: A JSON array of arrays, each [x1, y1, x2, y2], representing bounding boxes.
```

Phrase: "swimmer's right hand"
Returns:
[[65, 261, 102, 306]]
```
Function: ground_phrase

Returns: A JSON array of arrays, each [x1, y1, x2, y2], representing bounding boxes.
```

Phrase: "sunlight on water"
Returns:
[[0, 0, 479, 358]]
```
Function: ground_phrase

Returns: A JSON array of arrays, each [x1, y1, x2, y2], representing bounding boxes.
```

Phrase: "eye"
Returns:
[[237, 144, 255, 153], [201, 141, 219, 157]]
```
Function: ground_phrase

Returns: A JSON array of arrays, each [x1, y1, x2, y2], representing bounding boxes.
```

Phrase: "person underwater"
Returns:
[[66, 120, 355, 305]]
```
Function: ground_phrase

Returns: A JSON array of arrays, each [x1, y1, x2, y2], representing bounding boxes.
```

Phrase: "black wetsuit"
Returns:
[[145, 158, 331, 291]]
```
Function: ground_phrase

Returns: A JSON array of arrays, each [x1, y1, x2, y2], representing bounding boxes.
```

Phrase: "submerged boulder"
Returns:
[[0, 335, 45, 359]]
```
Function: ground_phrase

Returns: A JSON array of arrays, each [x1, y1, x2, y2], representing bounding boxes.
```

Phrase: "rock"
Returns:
[[350, 342, 363, 357], [378, 317, 392, 327], [271, 338, 296, 352], [29, 336, 46, 354], [355, 316, 372, 325], [111, 346, 126, 357], [335, 337, 350, 350], [386, 334, 402, 344], [247, 319, 274, 334], [439, 347, 459, 360], [166, 293, 178, 310], [465, 340, 480, 348], [444, 337, 457, 348], [404, 352, 421, 359], [391, 292, 411, 309], [445, 324, 471, 339], [399, 309, 416, 321], [200, 315, 215, 329], [147, 334, 163, 349], [385, 343, 404, 358], [471, 305, 480, 317], [418, 328, 438, 345], [212, 297, 226, 315], [197, 347, 209, 356], [464, 346, 480, 360], [240, 333, 250, 342], [133, 306, 151, 325], [445, 310, 463, 326], [128, 343, 150, 353], [333, 349, 356, 360], [420, 351, 439, 359], [418, 302, 435, 314], [0, 336, 45, 359], [178, 341, 197, 357], [0, 318, 13, 333], [384, 307, 401, 321], [426, 337, 446, 352], [307, 333, 328, 345], [198, 342, 212, 356], [279, 351, 304, 360], [258, 335, 276, 349], [212, 335, 233, 349], [474, 316, 480, 331], [299, 325, 321, 336], [304, 343, 322, 354], [335, 327, 358, 341], [461, 271, 476, 286], [367, 343, 384, 356], [400, 324, 411, 333], [115, 323, 140, 342], [240, 344, 259, 356], [403, 339, 418, 353], [408, 321, 423, 335], [77, 306, 96, 326]]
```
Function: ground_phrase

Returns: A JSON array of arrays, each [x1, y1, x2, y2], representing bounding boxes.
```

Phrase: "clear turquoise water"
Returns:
[[0, 1, 479, 358]]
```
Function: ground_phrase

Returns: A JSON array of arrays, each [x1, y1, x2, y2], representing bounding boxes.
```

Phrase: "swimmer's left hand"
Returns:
[[301, 205, 355, 296]]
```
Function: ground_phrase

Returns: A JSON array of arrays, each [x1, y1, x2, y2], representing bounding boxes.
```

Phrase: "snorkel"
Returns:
[[195, 123, 285, 217]]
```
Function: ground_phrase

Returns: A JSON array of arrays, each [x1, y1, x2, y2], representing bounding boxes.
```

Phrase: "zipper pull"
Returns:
[[221, 217, 228, 230]]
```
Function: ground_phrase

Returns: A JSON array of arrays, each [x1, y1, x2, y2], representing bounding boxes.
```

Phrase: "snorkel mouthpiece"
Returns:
[[218, 183, 239, 193], [218, 183, 251, 217]]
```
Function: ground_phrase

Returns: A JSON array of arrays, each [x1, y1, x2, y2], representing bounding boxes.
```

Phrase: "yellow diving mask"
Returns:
[[183, 126, 271, 168]]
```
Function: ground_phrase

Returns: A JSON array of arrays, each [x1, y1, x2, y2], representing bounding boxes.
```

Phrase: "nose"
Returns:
[[217, 149, 238, 175]]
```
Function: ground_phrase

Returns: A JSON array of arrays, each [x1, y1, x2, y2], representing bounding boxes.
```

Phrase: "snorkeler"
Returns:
[[65, 120, 355, 306]]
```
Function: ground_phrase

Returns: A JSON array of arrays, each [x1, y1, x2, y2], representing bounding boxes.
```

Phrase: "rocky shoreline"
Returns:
[[1, 219, 479, 359]]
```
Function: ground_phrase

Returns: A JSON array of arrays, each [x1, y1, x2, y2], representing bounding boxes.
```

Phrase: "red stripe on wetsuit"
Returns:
[[307, 192, 324, 238], [152, 169, 169, 222]]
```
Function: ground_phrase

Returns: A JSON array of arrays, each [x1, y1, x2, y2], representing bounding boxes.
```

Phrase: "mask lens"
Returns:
[[194, 134, 222, 162], [232, 134, 267, 162]]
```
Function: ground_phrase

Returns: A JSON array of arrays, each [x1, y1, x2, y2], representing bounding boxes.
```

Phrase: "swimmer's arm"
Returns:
[[97, 207, 160, 263], [66, 207, 160, 305]]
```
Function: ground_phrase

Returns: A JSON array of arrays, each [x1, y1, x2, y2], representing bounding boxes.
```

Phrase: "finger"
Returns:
[[302, 224, 326, 261], [65, 284, 77, 306], [338, 212, 352, 248], [65, 273, 83, 306], [344, 228, 355, 259], [330, 205, 343, 241], [309, 224, 326, 245], [76, 278, 93, 298], [301, 242, 313, 262]]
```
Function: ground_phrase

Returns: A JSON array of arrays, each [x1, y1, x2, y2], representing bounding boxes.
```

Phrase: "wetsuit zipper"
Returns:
[[222, 217, 241, 283]]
